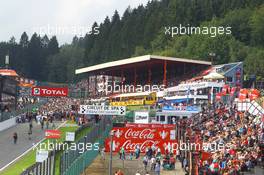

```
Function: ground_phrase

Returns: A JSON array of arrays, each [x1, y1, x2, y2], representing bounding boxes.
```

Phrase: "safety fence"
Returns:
[[20, 151, 56, 175], [19, 121, 93, 175], [60, 117, 112, 175]]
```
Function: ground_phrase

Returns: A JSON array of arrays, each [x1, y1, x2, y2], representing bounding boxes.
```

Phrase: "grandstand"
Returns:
[[75, 55, 212, 97]]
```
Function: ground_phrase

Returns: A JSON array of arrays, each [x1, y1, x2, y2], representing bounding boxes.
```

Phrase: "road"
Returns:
[[0, 121, 62, 170]]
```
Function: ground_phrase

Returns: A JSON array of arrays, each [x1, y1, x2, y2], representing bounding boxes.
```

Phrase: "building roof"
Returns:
[[75, 55, 212, 75], [0, 69, 19, 77]]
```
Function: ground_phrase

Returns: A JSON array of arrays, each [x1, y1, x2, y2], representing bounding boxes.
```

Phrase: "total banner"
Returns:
[[32, 86, 68, 97]]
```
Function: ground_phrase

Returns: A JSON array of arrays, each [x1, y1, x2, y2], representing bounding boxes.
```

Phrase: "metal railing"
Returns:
[[60, 117, 112, 175], [20, 151, 56, 175]]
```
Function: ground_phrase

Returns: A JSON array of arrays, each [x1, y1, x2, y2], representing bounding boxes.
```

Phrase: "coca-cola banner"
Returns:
[[104, 126, 177, 154], [112, 127, 176, 140], [105, 137, 177, 154], [125, 123, 176, 129]]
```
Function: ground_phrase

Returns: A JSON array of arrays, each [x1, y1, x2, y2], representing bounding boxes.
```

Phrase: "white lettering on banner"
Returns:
[[40, 89, 67, 95], [122, 140, 160, 152], [79, 105, 126, 116], [124, 129, 155, 140]]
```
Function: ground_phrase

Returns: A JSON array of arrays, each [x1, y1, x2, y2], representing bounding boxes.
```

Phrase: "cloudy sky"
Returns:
[[0, 0, 149, 45]]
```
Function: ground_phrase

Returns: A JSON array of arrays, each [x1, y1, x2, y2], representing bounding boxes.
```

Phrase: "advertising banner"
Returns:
[[104, 137, 177, 153], [65, 132, 75, 142], [105, 126, 177, 153], [45, 130, 61, 139], [36, 150, 49, 163], [238, 89, 248, 101], [79, 105, 126, 116], [125, 123, 176, 129], [32, 86, 68, 97], [134, 111, 149, 124], [248, 89, 260, 101]]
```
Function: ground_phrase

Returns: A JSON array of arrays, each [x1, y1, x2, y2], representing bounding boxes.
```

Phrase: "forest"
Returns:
[[0, 0, 264, 83]]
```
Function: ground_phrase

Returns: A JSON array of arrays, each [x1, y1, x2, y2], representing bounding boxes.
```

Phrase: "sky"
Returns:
[[0, 0, 149, 45]]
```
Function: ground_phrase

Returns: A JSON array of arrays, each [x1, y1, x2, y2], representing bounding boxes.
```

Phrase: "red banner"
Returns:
[[238, 89, 248, 101], [112, 127, 176, 140], [216, 93, 222, 101], [230, 87, 236, 96], [222, 84, 230, 95], [104, 137, 178, 154], [45, 130, 61, 139], [105, 126, 177, 154], [125, 123, 176, 129], [248, 89, 260, 101], [32, 87, 68, 97]]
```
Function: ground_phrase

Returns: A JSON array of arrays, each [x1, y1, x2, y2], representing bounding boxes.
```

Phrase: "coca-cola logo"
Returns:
[[125, 128, 155, 140], [122, 139, 160, 152]]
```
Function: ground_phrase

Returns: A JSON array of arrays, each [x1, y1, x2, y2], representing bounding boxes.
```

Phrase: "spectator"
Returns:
[[154, 162, 161, 175]]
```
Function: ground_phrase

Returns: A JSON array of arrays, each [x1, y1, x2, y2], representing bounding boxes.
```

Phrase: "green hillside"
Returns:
[[0, 0, 264, 82]]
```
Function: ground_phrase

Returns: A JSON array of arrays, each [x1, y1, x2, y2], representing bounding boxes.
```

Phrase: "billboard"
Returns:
[[105, 126, 177, 153], [32, 87, 68, 97], [79, 105, 126, 116], [134, 111, 149, 124], [45, 130, 61, 139]]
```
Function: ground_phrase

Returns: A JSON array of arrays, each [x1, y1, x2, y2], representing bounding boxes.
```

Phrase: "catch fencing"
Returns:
[[19, 120, 93, 175], [60, 117, 112, 175], [20, 151, 56, 175]]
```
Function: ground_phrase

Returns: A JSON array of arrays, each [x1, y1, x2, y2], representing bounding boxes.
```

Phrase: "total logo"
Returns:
[[32, 87, 68, 97], [33, 88, 41, 95]]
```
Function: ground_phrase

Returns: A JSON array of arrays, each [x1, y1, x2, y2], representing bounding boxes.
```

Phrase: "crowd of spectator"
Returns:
[[179, 102, 264, 175]]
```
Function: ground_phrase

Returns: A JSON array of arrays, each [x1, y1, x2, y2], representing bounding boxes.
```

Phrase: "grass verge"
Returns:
[[0, 121, 80, 175]]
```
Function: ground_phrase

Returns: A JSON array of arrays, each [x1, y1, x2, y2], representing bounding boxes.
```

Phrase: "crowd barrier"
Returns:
[[19, 120, 93, 175], [60, 117, 112, 175], [20, 151, 56, 175]]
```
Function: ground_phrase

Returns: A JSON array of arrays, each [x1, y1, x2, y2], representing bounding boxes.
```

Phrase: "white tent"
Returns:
[[203, 72, 224, 79]]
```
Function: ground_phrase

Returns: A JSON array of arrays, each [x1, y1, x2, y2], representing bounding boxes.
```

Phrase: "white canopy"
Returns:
[[203, 72, 224, 79]]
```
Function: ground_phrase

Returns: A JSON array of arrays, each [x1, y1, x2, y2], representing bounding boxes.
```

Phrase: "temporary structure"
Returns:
[[203, 72, 224, 80]]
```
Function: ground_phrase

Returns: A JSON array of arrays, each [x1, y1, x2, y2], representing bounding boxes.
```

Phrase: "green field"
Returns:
[[0, 121, 91, 175]]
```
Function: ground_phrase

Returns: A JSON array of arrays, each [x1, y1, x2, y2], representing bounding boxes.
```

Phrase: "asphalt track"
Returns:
[[0, 121, 61, 171]]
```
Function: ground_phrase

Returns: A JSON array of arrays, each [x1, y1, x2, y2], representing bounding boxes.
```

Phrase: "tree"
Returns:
[[250, 5, 264, 46]]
